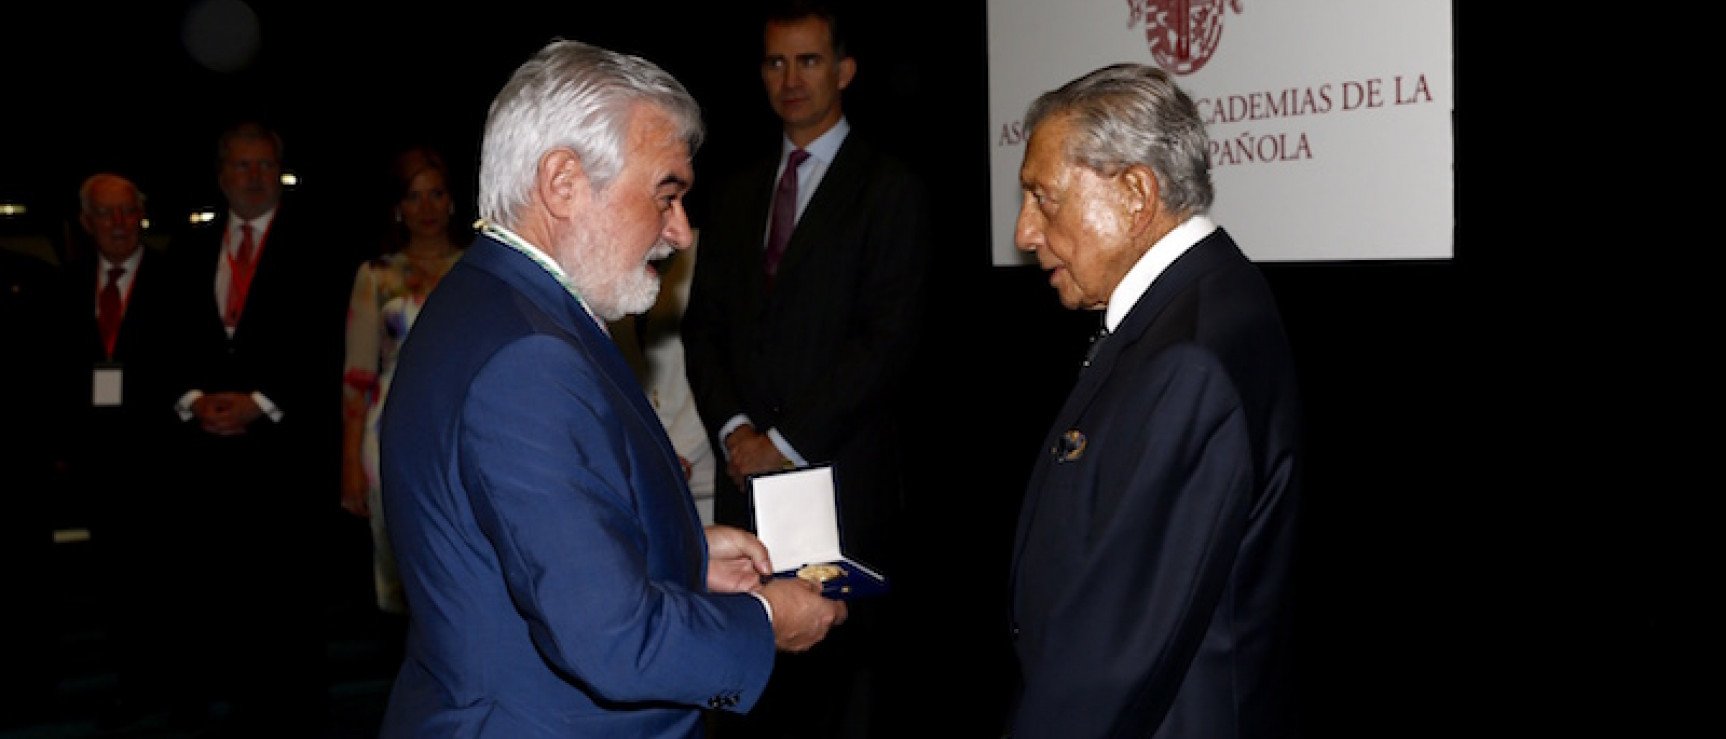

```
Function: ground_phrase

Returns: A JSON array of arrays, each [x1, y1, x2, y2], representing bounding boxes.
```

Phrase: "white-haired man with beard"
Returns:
[[376, 39, 846, 739]]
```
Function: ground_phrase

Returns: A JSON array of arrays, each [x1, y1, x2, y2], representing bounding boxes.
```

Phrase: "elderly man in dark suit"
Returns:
[[162, 120, 353, 736], [56, 173, 202, 732], [1007, 63, 1305, 738], [682, 1, 934, 736]]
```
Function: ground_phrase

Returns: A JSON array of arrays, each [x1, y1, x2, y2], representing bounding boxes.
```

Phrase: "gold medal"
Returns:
[[796, 563, 844, 584]]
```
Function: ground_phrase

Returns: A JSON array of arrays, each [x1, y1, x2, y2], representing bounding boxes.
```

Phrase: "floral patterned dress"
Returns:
[[343, 250, 461, 613]]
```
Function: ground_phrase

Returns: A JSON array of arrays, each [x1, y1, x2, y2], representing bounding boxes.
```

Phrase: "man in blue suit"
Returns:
[[377, 39, 848, 738], [1007, 64, 1305, 738]]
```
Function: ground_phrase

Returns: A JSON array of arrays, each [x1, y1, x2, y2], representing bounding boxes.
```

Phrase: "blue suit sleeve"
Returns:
[[460, 335, 774, 710]]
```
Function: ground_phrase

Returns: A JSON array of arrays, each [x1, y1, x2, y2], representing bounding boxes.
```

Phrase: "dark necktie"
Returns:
[[1083, 324, 1111, 367], [98, 266, 124, 357], [226, 223, 256, 328], [764, 148, 810, 285]]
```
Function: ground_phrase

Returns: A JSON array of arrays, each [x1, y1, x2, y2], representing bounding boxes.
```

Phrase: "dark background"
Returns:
[[1, 1, 1687, 736]]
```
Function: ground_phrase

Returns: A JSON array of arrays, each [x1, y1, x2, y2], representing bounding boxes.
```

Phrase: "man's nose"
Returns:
[[665, 207, 693, 249], [1014, 218, 1040, 253]]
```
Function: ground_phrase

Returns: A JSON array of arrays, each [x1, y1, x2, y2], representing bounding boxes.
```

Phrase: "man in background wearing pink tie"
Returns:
[[682, 2, 935, 736]]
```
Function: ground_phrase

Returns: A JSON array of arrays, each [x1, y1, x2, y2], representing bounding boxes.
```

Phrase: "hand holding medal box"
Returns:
[[748, 464, 888, 600]]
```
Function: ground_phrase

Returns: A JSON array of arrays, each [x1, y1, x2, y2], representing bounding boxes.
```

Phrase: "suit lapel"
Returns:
[[114, 251, 152, 359], [466, 237, 685, 474], [214, 211, 281, 337], [1010, 338, 1119, 586], [734, 158, 778, 296], [72, 259, 104, 358], [774, 136, 868, 281], [1009, 230, 1239, 580], [1046, 230, 1238, 428]]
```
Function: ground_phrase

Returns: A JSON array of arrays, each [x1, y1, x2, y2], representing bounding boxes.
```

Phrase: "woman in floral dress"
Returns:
[[341, 146, 467, 614]]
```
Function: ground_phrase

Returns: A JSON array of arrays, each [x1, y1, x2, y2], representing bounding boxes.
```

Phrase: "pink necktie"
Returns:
[[98, 266, 124, 357], [763, 149, 809, 285]]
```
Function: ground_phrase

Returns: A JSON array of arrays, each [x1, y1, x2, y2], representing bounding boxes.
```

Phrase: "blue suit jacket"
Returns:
[[378, 235, 774, 738], [1009, 229, 1304, 738]]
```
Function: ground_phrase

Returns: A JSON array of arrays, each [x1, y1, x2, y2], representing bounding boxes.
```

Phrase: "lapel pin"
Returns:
[[1053, 429, 1087, 462]]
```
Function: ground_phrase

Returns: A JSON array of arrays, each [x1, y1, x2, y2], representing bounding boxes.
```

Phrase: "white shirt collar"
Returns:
[[783, 116, 849, 169], [228, 208, 277, 251], [1103, 214, 1218, 332], [100, 246, 144, 275]]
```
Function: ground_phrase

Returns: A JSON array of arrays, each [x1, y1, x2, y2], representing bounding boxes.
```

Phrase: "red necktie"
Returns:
[[763, 148, 809, 285], [226, 223, 256, 328], [98, 266, 124, 357]]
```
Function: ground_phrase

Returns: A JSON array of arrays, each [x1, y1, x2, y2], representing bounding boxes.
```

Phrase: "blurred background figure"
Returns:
[[341, 145, 469, 640], [0, 235, 63, 730], [54, 173, 200, 733], [161, 119, 353, 737]]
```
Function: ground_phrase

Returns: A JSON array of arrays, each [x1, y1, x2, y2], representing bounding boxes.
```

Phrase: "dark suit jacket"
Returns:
[[0, 247, 61, 711], [378, 235, 773, 738], [57, 248, 184, 536], [162, 203, 351, 517], [1009, 229, 1303, 738], [683, 132, 932, 561], [154, 202, 354, 711]]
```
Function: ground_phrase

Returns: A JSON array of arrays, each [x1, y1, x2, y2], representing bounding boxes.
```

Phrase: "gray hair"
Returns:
[[1024, 63, 1213, 215], [78, 173, 144, 213], [478, 39, 704, 228]]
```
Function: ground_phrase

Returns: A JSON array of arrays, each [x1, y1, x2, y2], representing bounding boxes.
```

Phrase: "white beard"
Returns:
[[608, 259, 663, 320], [568, 236, 672, 322]]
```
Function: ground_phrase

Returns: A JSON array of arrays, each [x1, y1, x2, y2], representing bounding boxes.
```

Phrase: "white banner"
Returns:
[[987, 1, 1454, 264]]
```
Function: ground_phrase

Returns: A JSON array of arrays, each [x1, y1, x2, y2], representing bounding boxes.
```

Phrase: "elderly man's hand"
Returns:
[[757, 576, 847, 652], [192, 391, 261, 436], [705, 525, 772, 593]]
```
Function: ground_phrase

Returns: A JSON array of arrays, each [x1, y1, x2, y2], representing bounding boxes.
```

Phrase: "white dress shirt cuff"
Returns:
[[252, 392, 283, 423], [717, 414, 750, 460], [175, 390, 202, 421], [765, 428, 806, 468]]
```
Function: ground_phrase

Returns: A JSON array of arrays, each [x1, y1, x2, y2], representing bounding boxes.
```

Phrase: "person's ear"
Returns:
[[837, 56, 856, 91], [1119, 164, 1157, 236], [537, 148, 588, 220]]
